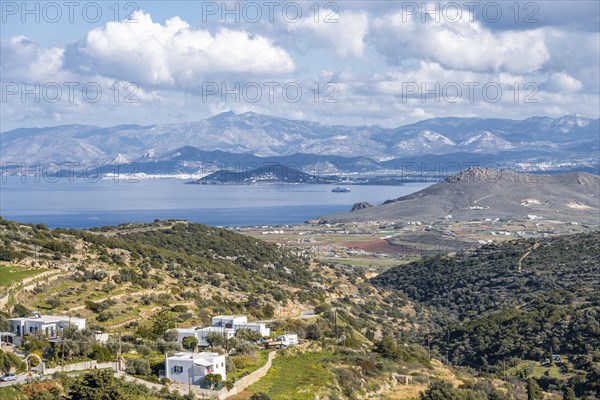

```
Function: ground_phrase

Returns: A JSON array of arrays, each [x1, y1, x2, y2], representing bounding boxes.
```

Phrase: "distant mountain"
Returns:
[[1, 113, 598, 172], [315, 167, 600, 224]]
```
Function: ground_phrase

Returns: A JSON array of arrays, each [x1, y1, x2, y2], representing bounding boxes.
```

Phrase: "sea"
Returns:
[[0, 177, 431, 228]]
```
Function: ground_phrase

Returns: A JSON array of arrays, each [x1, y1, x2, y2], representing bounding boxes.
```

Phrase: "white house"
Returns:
[[176, 315, 270, 348], [165, 352, 226, 385], [7, 313, 86, 346], [277, 334, 299, 347], [176, 326, 235, 347], [212, 315, 270, 337], [212, 315, 247, 328]]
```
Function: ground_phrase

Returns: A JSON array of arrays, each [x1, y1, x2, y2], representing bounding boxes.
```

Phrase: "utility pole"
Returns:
[[118, 329, 122, 371], [334, 308, 338, 340]]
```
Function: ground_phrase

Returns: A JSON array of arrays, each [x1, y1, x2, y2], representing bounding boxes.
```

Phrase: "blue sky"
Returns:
[[1, 1, 599, 130]]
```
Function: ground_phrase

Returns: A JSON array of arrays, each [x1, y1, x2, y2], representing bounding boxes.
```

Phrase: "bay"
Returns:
[[0, 178, 431, 228]]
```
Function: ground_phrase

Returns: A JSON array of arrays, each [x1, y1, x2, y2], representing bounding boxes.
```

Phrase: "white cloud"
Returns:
[[69, 11, 295, 87], [372, 11, 550, 73], [1, 36, 67, 81], [288, 11, 369, 57], [545, 72, 583, 93]]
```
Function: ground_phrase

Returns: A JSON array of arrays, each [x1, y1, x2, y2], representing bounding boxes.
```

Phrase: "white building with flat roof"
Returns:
[[176, 326, 235, 347], [165, 352, 226, 385], [7, 313, 86, 346], [212, 315, 270, 337], [176, 315, 270, 348]]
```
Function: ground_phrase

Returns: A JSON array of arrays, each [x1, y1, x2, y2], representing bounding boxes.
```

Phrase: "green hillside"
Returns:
[[372, 232, 600, 397]]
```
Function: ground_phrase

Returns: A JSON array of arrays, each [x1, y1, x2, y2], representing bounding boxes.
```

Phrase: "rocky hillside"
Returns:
[[317, 168, 600, 224]]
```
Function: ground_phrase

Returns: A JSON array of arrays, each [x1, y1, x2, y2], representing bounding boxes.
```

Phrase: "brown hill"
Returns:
[[316, 167, 600, 225]]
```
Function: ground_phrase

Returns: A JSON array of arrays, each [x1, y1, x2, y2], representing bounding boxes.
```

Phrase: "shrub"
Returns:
[[125, 358, 152, 376], [250, 393, 271, 400], [90, 344, 113, 362]]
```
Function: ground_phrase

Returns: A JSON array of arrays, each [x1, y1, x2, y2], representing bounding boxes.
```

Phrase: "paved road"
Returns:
[[258, 309, 315, 323], [0, 371, 83, 387]]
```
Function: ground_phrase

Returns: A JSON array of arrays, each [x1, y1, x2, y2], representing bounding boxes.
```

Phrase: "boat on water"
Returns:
[[332, 186, 351, 193]]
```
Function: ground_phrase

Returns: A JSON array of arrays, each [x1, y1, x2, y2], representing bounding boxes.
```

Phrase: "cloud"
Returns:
[[545, 72, 583, 93], [372, 11, 550, 73], [288, 11, 369, 57], [0, 36, 66, 81], [66, 11, 295, 87]]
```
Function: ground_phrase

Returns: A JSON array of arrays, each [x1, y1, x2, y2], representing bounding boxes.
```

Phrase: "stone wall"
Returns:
[[44, 361, 116, 375]]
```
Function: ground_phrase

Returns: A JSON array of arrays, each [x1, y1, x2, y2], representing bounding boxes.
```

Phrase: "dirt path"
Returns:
[[516, 242, 540, 273]]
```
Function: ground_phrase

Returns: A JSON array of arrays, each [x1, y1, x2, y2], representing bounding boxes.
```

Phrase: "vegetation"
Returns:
[[0, 369, 196, 400], [373, 232, 600, 398], [0, 266, 46, 287], [247, 351, 333, 400], [0, 349, 25, 374], [3, 217, 598, 399]]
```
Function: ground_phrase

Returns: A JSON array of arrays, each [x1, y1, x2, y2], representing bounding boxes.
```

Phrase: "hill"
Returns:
[[372, 232, 600, 397], [317, 167, 600, 225], [0, 218, 326, 327], [187, 163, 339, 184]]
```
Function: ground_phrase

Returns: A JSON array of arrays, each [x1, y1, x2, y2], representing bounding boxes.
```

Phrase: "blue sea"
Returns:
[[0, 177, 431, 228]]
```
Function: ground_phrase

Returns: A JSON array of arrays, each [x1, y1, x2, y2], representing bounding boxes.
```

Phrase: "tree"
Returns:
[[236, 328, 262, 341], [0, 350, 24, 374], [182, 336, 198, 351], [47, 297, 62, 309], [62, 327, 95, 359], [420, 381, 468, 400], [234, 341, 258, 356], [204, 373, 222, 388], [306, 323, 322, 340], [373, 336, 401, 360], [90, 344, 113, 362], [163, 329, 179, 343], [0, 315, 8, 332], [205, 331, 225, 348], [67, 370, 122, 400], [527, 378, 544, 400], [563, 386, 576, 400], [262, 304, 274, 318], [125, 358, 151, 376], [137, 310, 176, 340]]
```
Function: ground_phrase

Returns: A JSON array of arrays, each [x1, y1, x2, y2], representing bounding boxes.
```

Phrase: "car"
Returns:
[[0, 373, 18, 382]]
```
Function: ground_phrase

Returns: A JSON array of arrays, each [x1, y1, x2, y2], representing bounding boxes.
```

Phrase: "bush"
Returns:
[[136, 344, 153, 358], [90, 344, 113, 362], [232, 355, 253, 369], [250, 393, 271, 400], [125, 358, 152, 376], [306, 323, 322, 340], [226, 357, 237, 373], [235, 341, 258, 356]]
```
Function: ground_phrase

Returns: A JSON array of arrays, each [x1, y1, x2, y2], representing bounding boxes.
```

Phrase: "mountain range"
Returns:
[[1, 112, 598, 175]]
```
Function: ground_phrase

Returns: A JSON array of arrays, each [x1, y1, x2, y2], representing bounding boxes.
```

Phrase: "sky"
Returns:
[[1, 0, 599, 131]]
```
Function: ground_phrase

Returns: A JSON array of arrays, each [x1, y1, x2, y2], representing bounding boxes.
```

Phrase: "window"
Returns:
[[173, 366, 183, 373]]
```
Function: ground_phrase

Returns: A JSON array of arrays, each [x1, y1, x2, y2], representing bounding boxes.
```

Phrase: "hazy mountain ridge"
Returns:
[[1, 113, 598, 170]]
